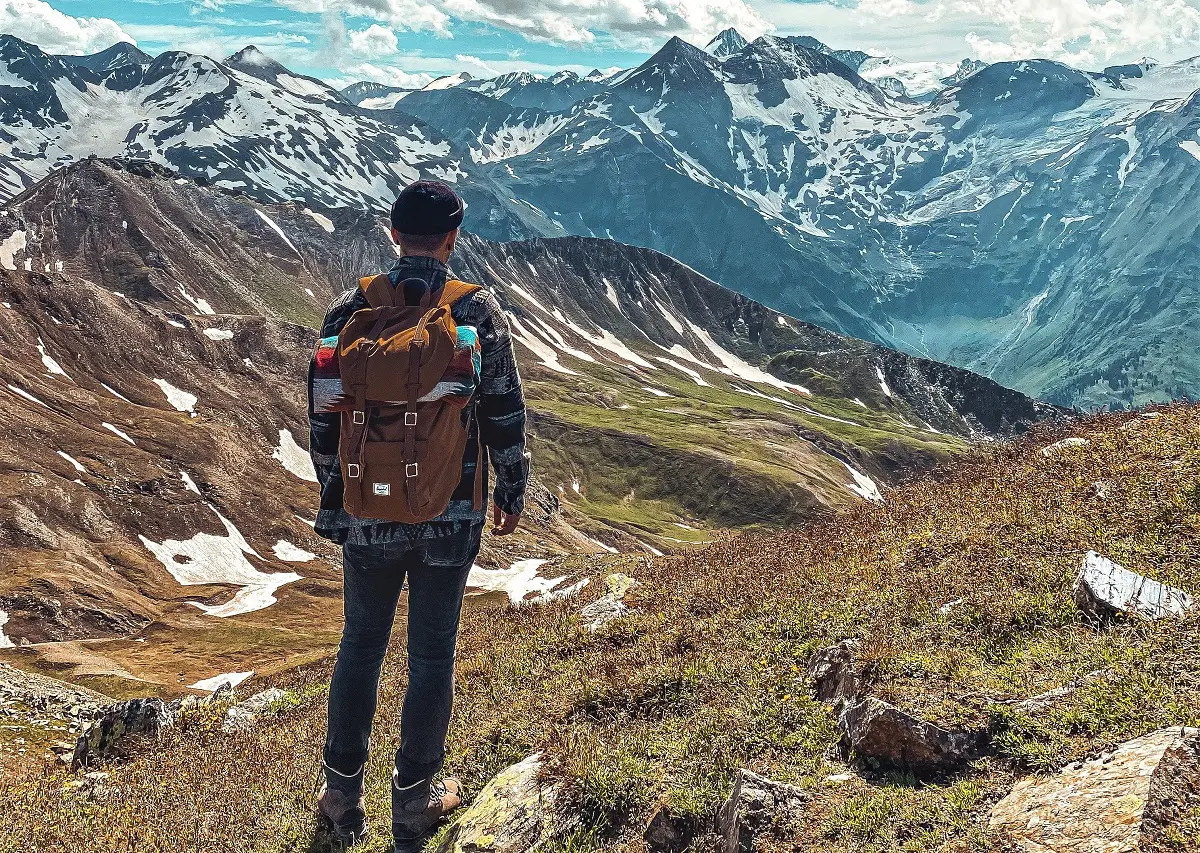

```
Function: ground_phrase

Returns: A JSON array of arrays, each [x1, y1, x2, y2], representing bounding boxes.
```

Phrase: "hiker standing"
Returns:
[[307, 180, 529, 848]]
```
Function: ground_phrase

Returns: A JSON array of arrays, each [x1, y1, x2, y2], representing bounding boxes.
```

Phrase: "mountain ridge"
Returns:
[[2, 32, 1198, 409]]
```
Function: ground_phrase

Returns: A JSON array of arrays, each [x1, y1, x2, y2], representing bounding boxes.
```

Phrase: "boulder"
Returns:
[[716, 769, 808, 853], [579, 573, 638, 632], [990, 727, 1200, 851], [644, 806, 708, 853], [808, 639, 861, 708], [838, 697, 978, 778], [434, 754, 574, 853], [222, 688, 288, 733], [1074, 551, 1194, 622], [72, 698, 174, 769]]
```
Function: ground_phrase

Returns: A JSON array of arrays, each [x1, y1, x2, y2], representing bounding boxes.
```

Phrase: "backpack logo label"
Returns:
[[373, 483, 391, 496]]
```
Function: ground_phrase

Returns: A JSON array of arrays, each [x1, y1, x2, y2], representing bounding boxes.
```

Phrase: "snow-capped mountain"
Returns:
[[2, 31, 1199, 408], [705, 27, 748, 59], [0, 35, 463, 209], [396, 36, 1200, 408], [61, 42, 151, 74], [341, 80, 415, 109], [223, 45, 346, 104]]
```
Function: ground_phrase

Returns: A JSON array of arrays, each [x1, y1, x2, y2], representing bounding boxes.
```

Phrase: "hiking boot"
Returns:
[[317, 784, 368, 845], [391, 774, 463, 852]]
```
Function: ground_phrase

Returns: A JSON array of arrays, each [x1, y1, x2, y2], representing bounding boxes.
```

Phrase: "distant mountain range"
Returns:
[[1, 31, 1198, 408]]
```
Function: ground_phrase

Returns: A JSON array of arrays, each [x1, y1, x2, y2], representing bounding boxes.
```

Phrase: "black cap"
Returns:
[[390, 180, 465, 235]]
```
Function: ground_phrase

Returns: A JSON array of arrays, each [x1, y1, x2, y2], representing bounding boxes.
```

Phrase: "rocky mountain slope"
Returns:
[[400, 35, 1200, 410], [2, 31, 1197, 407], [0, 157, 1052, 697], [2, 404, 1195, 852]]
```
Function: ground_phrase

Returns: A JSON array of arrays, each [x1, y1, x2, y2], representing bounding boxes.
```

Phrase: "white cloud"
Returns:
[[0, 0, 135, 55], [348, 22, 399, 57], [274, 0, 769, 47], [454, 53, 497, 74], [759, 0, 1200, 66]]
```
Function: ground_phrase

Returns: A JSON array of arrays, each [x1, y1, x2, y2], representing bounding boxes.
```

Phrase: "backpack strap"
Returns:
[[438, 279, 482, 309], [359, 274, 396, 309]]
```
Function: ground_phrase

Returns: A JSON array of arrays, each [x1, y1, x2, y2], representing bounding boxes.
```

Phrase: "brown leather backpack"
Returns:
[[337, 273, 483, 523]]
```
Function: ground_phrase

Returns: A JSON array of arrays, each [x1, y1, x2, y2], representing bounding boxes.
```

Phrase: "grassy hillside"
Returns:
[[4, 406, 1199, 851]]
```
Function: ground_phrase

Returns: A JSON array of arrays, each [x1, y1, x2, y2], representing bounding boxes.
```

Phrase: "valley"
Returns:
[[0, 158, 1052, 698]]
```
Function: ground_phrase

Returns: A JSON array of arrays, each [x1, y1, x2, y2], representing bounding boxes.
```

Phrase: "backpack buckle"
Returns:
[[347, 463, 361, 479], [404, 412, 417, 427], [352, 411, 365, 425], [406, 463, 419, 479]]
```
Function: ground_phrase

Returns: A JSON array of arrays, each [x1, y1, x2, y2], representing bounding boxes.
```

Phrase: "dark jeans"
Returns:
[[323, 525, 482, 794]]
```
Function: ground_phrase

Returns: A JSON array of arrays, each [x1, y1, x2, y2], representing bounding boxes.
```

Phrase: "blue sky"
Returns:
[[8, 0, 1200, 88]]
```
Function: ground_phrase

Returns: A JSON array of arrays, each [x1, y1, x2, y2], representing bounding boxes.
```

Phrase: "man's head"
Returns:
[[390, 180, 464, 262]]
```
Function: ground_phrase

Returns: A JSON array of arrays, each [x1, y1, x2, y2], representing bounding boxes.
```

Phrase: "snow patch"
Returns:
[[57, 451, 86, 474], [876, 367, 893, 398], [36, 338, 68, 378], [101, 383, 132, 403], [304, 208, 335, 233], [102, 422, 135, 445], [0, 610, 14, 648], [7, 384, 48, 408], [1180, 140, 1200, 163], [272, 429, 318, 482], [467, 560, 589, 605], [153, 378, 198, 415], [0, 230, 26, 270], [842, 461, 884, 502], [254, 209, 302, 257], [203, 328, 234, 341], [140, 504, 301, 618], [190, 671, 255, 692], [685, 321, 810, 394], [181, 470, 202, 494], [273, 540, 316, 562]]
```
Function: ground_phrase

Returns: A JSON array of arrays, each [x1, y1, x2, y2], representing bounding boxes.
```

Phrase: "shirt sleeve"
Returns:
[[471, 289, 530, 515], [308, 292, 357, 491]]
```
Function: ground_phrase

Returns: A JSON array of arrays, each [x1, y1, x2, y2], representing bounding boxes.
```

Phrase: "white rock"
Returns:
[[1073, 551, 1193, 621]]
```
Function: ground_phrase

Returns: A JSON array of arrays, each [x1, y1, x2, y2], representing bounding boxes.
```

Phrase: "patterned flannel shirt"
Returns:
[[307, 256, 529, 545]]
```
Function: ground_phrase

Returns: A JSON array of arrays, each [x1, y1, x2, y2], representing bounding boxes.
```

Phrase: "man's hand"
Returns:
[[491, 503, 521, 536]]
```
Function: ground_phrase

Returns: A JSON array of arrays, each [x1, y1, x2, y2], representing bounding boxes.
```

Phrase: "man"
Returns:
[[307, 180, 529, 848]]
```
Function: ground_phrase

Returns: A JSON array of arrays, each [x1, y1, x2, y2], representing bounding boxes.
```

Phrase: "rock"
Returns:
[[716, 769, 808, 853], [221, 688, 287, 733], [1074, 551, 1194, 622], [67, 770, 111, 799], [838, 697, 978, 778], [72, 698, 174, 769], [990, 727, 1200, 851], [434, 754, 574, 853], [1041, 437, 1090, 457], [808, 639, 861, 708], [644, 806, 703, 853], [579, 573, 638, 631], [604, 573, 637, 598], [1087, 480, 1111, 500], [580, 596, 628, 631]]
